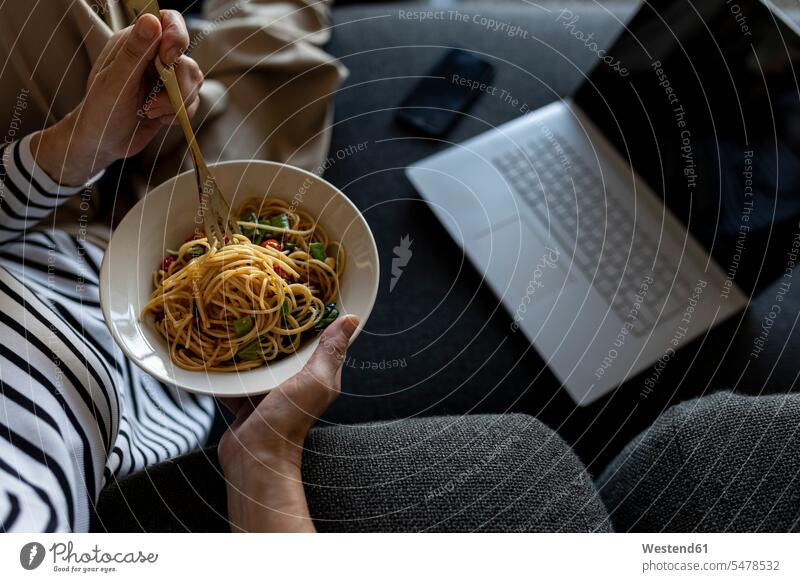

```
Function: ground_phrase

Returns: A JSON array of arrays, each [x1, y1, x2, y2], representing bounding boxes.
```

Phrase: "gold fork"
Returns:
[[123, 0, 240, 247]]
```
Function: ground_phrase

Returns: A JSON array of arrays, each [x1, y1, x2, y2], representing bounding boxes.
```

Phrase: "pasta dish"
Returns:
[[142, 197, 344, 371]]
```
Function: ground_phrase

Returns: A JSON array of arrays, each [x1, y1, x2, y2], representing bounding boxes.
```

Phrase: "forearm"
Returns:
[[224, 453, 316, 533], [0, 134, 102, 244]]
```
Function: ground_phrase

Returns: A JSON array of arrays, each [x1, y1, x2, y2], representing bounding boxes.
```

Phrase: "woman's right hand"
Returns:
[[31, 11, 203, 186]]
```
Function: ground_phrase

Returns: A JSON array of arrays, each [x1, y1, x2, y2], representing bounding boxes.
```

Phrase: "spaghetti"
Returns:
[[142, 197, 345, 371]]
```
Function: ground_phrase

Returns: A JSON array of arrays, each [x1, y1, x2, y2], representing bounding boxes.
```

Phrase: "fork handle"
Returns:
[[123, 1, 207, 185], [153, 58, 202, 160]]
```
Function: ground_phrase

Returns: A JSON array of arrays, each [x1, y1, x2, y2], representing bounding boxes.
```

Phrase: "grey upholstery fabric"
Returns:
[[597, 392, 800, 532], [92, 414, 611, 532], [304, 414, 610, 532], [92, 446, 228, 533], [320, 4, 637, 434]]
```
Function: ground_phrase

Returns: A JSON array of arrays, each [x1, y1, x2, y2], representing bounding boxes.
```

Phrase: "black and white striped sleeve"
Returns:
[[0, 136, 111, 532], [0, 135, 102, 244]]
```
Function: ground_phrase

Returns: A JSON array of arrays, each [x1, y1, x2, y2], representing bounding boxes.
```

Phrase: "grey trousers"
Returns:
[[93, 393, 800, 532], [92, 414, 610, 532], [598, 392, 800, 532]]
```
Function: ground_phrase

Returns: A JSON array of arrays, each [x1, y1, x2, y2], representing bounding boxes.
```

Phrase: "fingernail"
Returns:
[[136, 15, 158, 40], [167, 48, 181, 64], [343, 314, 360, 336]]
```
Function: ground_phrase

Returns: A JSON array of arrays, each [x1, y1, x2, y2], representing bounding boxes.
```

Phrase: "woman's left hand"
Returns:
[[32, 11, 203, 186], [218, 315, 360, 532]]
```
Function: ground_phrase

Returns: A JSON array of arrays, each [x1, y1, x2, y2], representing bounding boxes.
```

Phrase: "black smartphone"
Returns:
[[395, 48, 495, 137]]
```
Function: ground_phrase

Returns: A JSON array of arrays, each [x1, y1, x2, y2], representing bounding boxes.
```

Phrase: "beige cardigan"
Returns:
[[0, 0, 347, 219]]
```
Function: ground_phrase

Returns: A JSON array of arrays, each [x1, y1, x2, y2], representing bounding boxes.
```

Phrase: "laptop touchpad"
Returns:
[[472, 217, 569, 305]]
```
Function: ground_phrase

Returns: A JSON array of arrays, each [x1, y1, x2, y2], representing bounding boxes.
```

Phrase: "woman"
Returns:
[[0, 11, 358, 533], [22, 8, 793, 537]]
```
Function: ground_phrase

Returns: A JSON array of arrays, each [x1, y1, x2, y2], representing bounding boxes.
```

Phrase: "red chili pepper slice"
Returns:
[[261, 239, 283, 251], [160, 255, 177, 271]]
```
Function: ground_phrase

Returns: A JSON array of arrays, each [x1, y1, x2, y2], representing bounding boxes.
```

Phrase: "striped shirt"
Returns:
[[0, 135, 214, 533]]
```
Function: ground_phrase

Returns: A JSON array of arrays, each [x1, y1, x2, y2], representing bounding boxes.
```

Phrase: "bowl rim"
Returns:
[[99, 159, 380, 396]]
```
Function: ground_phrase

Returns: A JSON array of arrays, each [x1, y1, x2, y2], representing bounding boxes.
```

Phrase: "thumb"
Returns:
[[114, 14, 161, 85], [307, 314, 360, 379]]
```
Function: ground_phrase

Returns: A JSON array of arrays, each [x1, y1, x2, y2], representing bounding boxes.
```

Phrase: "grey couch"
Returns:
[[319, 2, 800, 474], [93, 2, 800, 532]]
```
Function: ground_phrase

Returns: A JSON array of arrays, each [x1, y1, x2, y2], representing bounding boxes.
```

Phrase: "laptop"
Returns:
[[407, 0, 800, 405]]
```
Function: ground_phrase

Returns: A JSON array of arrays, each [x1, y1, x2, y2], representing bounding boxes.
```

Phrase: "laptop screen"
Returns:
[[574, 0, 800, 295]]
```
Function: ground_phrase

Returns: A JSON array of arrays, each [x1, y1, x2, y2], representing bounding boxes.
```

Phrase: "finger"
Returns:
[[87, 31, 126, 91], [245, 318, 359, 442], [147, 95, 200, 125], [142, 56, 202, 116], [157, 94, 199, 124], [158, 9, 190, 66], [93, 30, 128, 75], [184, 92, 200, 118], [175, 55, 204, 99], [306, 314, 360, 380], [144, 80, 199, 118], [113, 14, 161, 87]]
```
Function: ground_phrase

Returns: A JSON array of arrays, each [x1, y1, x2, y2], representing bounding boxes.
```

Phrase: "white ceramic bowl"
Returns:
[[100, 160, 379, 397]]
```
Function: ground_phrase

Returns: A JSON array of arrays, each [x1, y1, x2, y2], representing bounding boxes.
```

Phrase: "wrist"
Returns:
[[31, 108, 114, 187], [219, 438, 303, 478], [221, 445, 314, 533]]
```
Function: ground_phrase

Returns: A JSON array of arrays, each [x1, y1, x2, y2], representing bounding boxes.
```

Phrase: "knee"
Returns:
[[303, 414, 609, 532], [598, 391, 800, 532]]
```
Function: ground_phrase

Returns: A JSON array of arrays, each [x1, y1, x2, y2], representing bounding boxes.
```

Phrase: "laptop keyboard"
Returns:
[[492, 132, 691, 335]]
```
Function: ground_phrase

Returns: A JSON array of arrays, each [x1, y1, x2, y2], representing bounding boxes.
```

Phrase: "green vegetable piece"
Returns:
[[237, 339, 263, 361], [270, 213, 290, 230], [314, 303, 339, 332], [283, 242, 296, 252], [309, 242, 326, 261], [233, 316, 253, 337], [186, 245, 206, 259], [281, 298, 291, 316], [240, 211, 259, 227], [239, 211, 263, 244]]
